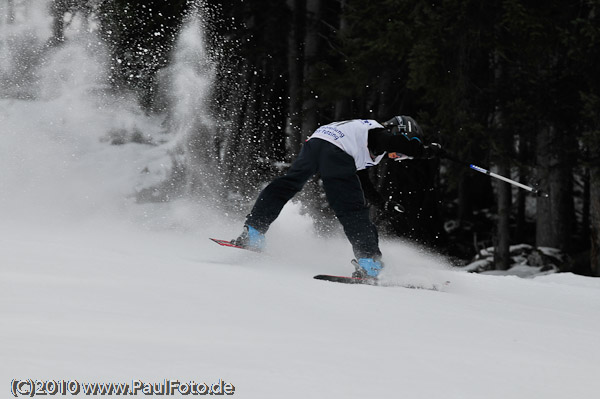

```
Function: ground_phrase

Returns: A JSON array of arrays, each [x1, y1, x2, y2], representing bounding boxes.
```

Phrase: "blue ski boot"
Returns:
[[352, 258, 384, 279], [232, 225, 265, 251]]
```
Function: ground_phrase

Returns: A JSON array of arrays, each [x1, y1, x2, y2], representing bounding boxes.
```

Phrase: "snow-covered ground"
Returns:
[[2, 97, 600, 399], [2, 4, 600, 398]]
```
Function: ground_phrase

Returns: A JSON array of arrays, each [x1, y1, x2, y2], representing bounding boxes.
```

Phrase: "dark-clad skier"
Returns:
[[232, 116, 442, 279]]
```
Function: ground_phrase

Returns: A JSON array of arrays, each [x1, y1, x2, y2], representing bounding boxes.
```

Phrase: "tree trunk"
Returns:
[[301, 0, 322, 138], [376, 69, 394, 120], [515, 132, 531, 242], [7, 0, 15, 23], [50, 0, 68, 45], [495, 159, 512, 270], [457, 170, 472, 223], [535, 124, 573, 251], [334, 0, 350, 121], [491, 51, 511, 270], [286, 0, 304, 158], [591, 164, 600, 277], [582, 168, 590, 240], [494, 115, 512, 271]]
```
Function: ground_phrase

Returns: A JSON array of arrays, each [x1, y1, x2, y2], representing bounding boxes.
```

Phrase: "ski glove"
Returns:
[[421, 143, 444, 159]]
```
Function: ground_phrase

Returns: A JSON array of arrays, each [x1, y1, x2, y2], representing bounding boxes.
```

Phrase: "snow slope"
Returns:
[[2, 98, 600, 399]]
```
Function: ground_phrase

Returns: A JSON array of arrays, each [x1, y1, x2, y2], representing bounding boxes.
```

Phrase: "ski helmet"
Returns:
[[382, 115, 423, 140], [382, 115, 423, 161]]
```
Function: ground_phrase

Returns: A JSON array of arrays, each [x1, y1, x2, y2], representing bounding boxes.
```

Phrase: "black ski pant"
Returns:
[[245, 138, 381, 259]]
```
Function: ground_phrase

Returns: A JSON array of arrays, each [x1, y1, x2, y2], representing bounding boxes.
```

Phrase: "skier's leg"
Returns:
[[319, 146, 382, 260], [244, 140, 318, 233]]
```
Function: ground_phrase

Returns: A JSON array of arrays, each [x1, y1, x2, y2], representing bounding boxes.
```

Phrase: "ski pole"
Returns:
[[441, 152, 549, 198], [468, 164, 548, 197]]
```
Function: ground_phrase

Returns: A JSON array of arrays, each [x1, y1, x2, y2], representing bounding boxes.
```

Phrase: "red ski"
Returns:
[[209, 238, 260, 252]]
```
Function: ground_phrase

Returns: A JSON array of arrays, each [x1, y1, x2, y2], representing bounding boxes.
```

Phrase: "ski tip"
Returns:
[[210, 238, 242, 248], [209, 237, 262, 252]]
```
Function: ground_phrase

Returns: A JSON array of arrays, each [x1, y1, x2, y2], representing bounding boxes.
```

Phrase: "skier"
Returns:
[[232, 116, 442, 279]]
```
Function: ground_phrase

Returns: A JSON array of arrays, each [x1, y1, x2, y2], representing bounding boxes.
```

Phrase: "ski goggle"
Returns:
[[388, 152, 412, 161]]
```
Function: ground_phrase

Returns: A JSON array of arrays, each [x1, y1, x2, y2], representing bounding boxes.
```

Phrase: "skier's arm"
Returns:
[[357, 169, 385, 207], [368, 128, 424, 157], [357, 169, 406, 214]]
